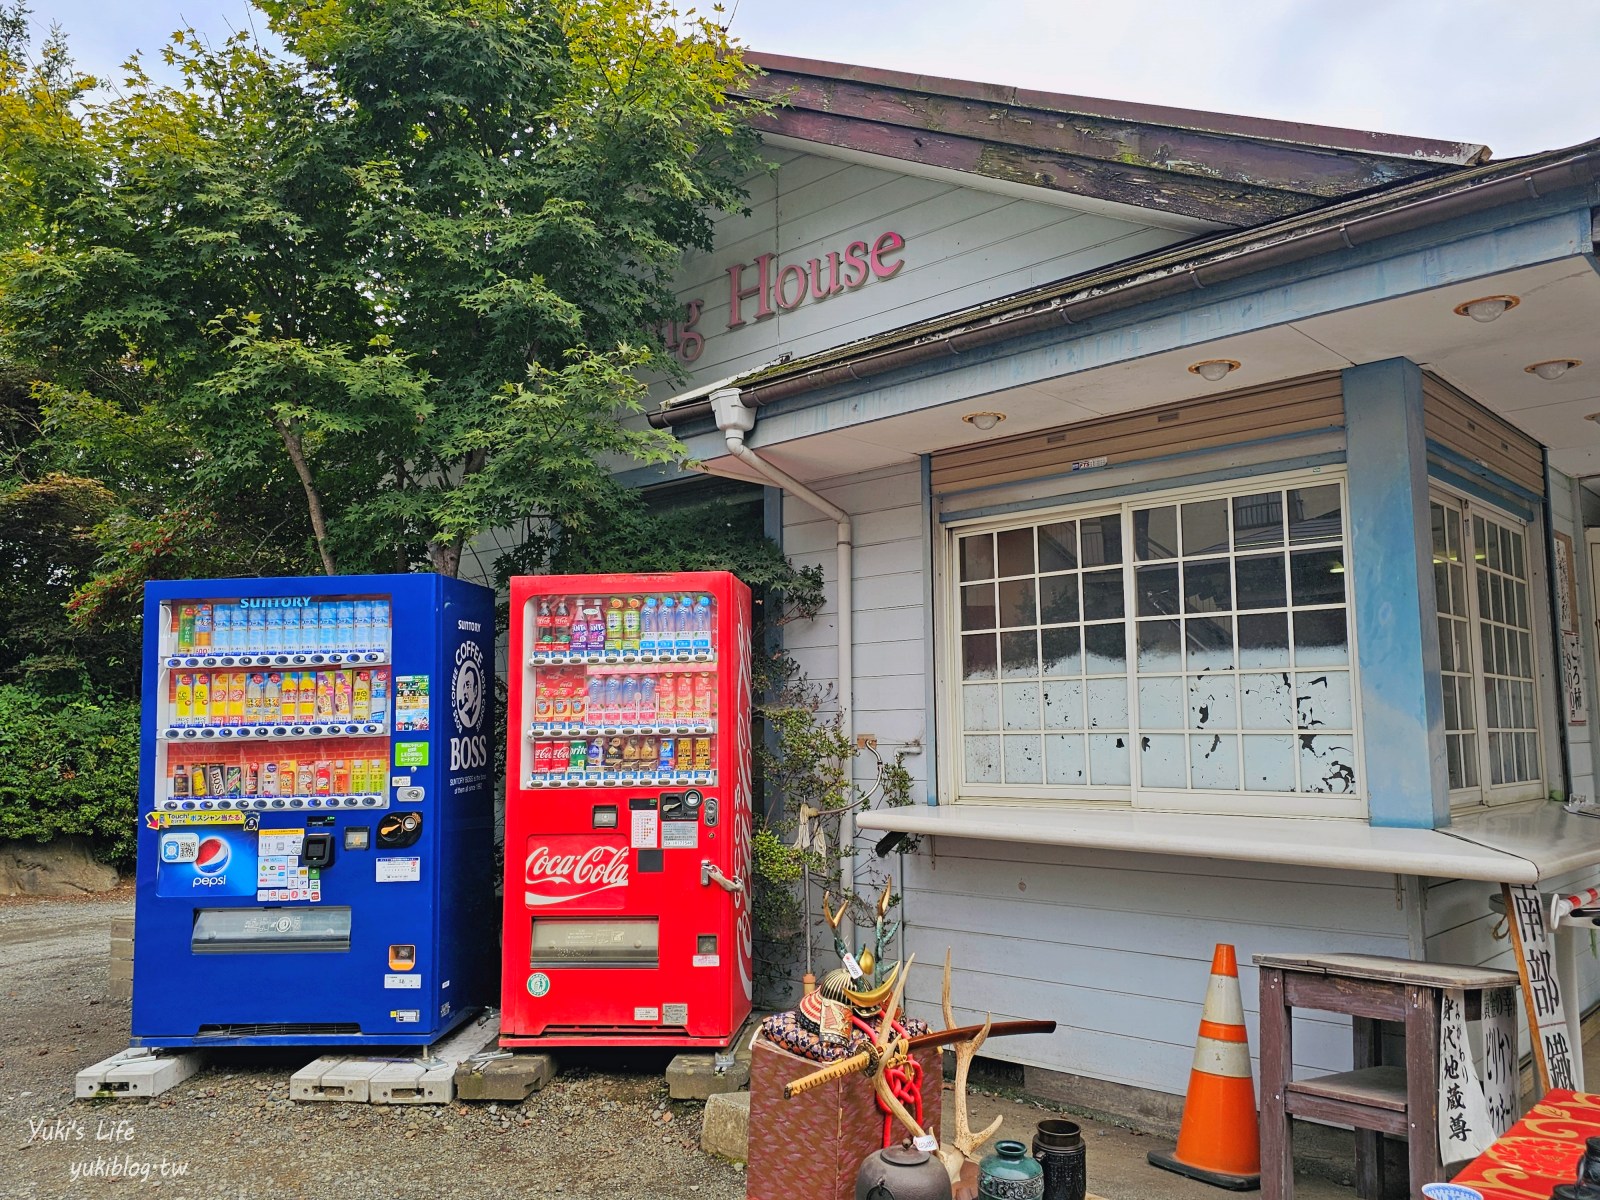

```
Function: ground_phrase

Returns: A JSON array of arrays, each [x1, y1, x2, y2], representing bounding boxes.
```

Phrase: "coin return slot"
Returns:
[[593, 805, 618, 829]]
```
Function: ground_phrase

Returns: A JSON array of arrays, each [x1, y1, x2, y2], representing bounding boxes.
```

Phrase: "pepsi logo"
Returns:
[[194, 836, 231, 875]]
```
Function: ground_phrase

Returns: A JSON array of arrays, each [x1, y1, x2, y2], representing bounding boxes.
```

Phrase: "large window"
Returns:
[[1430, 493, 1543, 806], [949, 473, 1361, 814]]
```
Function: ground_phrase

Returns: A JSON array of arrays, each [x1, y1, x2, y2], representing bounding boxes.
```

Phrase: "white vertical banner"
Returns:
[[1502, 882, 1577, 1091], [1437, 986, 1519, 1162]]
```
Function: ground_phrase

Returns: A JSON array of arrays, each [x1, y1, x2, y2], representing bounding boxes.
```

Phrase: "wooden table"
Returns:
[[1449, 1088, 1600, 1197], [1255, 952, 1519, 1200]]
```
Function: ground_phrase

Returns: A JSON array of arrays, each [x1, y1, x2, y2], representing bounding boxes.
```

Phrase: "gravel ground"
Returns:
[[1, 890, 745, 1200]]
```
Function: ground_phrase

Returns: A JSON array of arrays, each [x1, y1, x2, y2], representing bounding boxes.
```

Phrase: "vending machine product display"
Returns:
[[132, 573, 496, 1047], [500, 572, 753, 1047]]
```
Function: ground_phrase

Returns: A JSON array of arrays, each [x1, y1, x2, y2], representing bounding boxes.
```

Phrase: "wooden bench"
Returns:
[[1254, 952, 1518, 1200]]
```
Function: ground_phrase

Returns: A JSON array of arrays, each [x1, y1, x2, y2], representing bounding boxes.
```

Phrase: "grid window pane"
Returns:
[[1475, 509, 1539, 787], [955, 479, 1356, 800]]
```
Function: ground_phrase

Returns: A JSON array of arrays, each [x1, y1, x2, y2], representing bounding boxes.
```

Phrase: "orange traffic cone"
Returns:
[[1148, 944, 1261, 1190]]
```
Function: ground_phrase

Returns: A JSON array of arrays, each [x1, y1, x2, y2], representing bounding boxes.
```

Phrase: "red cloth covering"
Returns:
[[1450, 1089, 1600, 1198]]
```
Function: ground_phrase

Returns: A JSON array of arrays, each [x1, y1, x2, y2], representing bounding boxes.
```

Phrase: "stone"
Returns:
[[667, 1052, 751, 1100], [453, 1053, 557, 1102], [0, 837, 119, 897], [700, 1090, 751, 1162]]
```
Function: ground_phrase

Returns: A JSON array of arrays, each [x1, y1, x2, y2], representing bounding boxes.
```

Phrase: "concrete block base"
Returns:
[[701, 1090, 751, 1162], [76, 1048, 201, 1100], [454, 1053, 557, 1102], [667, 1052, 750, 1100]]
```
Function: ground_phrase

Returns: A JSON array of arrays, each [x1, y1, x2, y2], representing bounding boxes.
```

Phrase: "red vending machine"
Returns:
[[500, 572, 754, 1048]]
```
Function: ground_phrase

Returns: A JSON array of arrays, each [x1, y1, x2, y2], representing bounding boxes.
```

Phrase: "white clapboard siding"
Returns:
[[780, 462, 930, 795], [899, 836, 1409, 1095], [668, 151, 1184, 392]]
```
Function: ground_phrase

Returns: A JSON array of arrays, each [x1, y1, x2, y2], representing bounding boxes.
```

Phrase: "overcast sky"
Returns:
[[27, 0, 1600, 158]]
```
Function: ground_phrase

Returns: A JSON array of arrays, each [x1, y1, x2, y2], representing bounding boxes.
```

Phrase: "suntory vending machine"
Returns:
[[500, 572, 753, 1047], [132, 573, 495, 1047]]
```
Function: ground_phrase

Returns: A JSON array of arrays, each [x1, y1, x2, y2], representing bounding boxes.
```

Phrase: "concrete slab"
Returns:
[[454, 1052, 557, 1102], [700, 1090, 750, 1162], [291, 1057, 389, 1103], [667, 1052, 750, 1100], [75, 1048, 201, 1100]]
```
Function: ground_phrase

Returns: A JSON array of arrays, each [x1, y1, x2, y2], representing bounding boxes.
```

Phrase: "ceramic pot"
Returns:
[[978, 1140, 1044, 1200]]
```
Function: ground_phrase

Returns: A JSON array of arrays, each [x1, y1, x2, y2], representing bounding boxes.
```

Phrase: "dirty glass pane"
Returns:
[[1186, 616, 1235, 673], [1140, 734, 1186, 788], [1182, 500, 1230, 557], [1045, 734, 1087, 785], [1083, 625, 1127, 675], [1288, 485, 1342, 544], [959, 533, 994, 582], [1038, 522, 1077, 573], [1237, 613, 1290, 669], [1004, 735, 1043, 784], [1135, 506, 1179, 561], [1002, 682, 1040, 730], [1000, 630, 1039, 679], [1299, 736, 1357, 793], [1086, 678, 1130, 728], [962, 633, 998, 681], [961, 583, 996, 631], [998, 578, 1037, 627], [964, 736, 1000, 785], [1296, 671, 1352, 730], [1041, 626, 1082, 676], [1138, 676, 1184, 729], [1137, 565, 1180, 617], [1290, 549, 1346, 606], [962, 684, 1000, 732], [1233, 493, 1283, 549], [1038, 574, 1079, 625], [1240, 673, 1296, 729], [1082, 571, 1126, 621], [1293, 609, 1349, 666], [997, 528, 1035, 577], [1079, 514, 1124, 566], [1191, 734, 1239, 790], [1188, 675, 1237, 730], [1137, 620, 1182, 673], [1243, 735, 1296, 791], [1088, 734, 1131, 786], [1043, 679, 1084, 729], [1184, 560, 1232, 613], [1235, 555, 1287, 610]]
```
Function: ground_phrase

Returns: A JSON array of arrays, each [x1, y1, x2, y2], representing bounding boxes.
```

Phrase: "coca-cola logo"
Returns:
[[524, 844, 628, 907]]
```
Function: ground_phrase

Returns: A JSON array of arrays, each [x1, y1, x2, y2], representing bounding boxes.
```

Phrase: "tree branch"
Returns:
[[272, 417, 337, 575]]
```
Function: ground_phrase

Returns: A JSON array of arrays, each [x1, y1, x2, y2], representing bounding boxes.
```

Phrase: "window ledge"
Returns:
[[1443, 800, 1600, 883], [857, 803, 1537, 882]]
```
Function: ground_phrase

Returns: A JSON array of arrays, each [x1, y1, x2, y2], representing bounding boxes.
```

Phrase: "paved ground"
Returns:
[[7, 888, 1571, 1200]]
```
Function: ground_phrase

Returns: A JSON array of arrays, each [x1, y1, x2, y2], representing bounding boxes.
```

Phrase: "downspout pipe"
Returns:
[[708, 388, 859, 936]]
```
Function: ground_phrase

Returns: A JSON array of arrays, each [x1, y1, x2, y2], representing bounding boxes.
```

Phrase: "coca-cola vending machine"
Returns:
[[500, 572, 753, 1047]]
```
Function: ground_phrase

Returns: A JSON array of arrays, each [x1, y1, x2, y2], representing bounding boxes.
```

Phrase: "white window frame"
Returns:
[[1429, 486, 1548, 809], [937, 467, 1367, 820]]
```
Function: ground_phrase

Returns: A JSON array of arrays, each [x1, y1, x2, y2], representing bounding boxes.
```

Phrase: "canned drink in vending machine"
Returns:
[[586, 737, 605, 783], [657, 736, 676, 775], [551, 740, 571, 779], [531, 741, 554, 783], [567, 738, 588, 775]]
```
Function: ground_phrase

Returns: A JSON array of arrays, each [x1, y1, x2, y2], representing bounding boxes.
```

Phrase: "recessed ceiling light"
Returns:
[[962, 411, 1006, 430], [1452, 294, 1520, 323], [1525, 358, 1581, 381], [1187, 359, 1240, 382]]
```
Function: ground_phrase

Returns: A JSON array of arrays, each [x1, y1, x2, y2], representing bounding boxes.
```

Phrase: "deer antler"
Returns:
[[867, 953, 925, 1140], [941, 950, 1003, 1168], [823, 890, 845, 931]]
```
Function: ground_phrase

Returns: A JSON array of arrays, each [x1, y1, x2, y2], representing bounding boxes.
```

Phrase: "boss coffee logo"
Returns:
[[449, 639, 488, 771]]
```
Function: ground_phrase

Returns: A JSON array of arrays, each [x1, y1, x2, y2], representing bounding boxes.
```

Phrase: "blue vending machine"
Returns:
[[132, 573, 496, 1047]]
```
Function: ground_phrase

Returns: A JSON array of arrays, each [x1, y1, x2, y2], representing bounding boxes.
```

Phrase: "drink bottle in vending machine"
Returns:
[[502, 572, 751, 1048]]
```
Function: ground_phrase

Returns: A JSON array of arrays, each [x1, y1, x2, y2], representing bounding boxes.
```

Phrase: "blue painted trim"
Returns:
[[1425, 461, 1536, 522], [939, 451, 1347, 525], [612, 460, 699, 489], [1344, 359, 1450, 829], [731, 206, 1593, 448], [920, 454, 939, 806], [1424, 440, 1544, 507], [1541, 454, 1573, 799]]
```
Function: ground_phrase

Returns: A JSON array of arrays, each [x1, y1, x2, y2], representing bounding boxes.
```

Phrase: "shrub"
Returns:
[[0, 685, 140, 868]]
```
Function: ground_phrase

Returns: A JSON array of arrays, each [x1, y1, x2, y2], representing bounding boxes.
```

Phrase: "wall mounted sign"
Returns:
[[660, 229, 908, 364]]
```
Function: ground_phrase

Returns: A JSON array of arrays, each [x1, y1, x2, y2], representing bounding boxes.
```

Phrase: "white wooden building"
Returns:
[[639, 53, 1600, 1122]]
